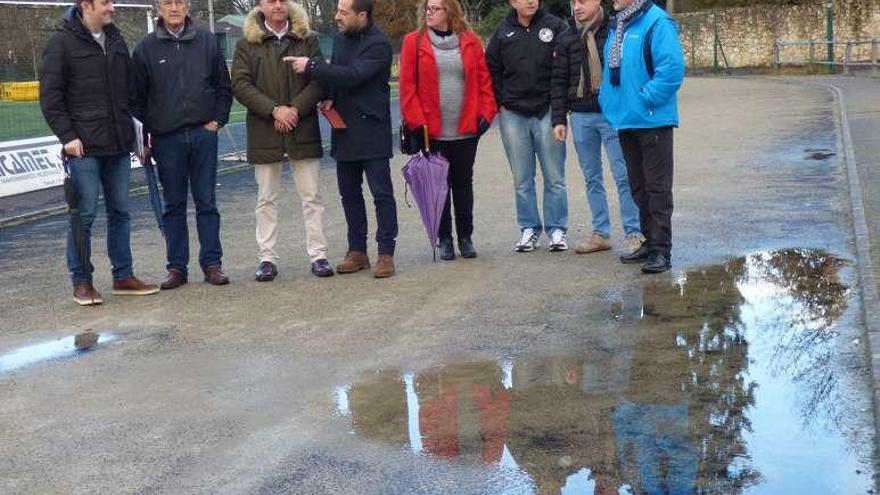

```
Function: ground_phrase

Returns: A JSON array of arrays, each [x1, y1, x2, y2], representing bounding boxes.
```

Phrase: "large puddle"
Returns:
[[332, 249, 875, 494]]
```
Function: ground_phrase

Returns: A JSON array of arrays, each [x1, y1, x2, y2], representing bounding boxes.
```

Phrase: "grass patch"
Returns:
[[1, 87, 399, 141], [0, 100, 248, 141], [0, 100, 51, 141], [228, 100, 247, 124]]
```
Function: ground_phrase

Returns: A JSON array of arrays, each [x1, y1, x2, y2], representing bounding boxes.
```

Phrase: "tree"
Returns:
[[374, 0, 420, 41]]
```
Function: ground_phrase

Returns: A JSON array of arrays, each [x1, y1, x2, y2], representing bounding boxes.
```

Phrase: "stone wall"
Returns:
[[674, 0, 880, 68]]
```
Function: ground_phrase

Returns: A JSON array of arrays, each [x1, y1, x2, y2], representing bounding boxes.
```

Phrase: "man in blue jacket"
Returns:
[[289, 0, 398, 278], [599, 0, 684, 274], [131, 0, 233, 289]]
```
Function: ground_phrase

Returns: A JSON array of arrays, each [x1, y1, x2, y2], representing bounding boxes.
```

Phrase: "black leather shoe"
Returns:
[[255, 261, 278, 282], [642, 253, 672, 274], [620, 242, 651, 264], [438, 237, 456, 261], [458, 237, 477, 259], [311, 259, 334, 278]]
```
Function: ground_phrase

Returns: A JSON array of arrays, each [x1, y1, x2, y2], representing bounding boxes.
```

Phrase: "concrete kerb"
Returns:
[[799, 78, 880, 458], [0, 153, 252, 229]]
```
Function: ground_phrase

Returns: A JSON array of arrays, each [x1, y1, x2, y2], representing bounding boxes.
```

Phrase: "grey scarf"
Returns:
[[609, 0, 650, 86], [428, 29, 460, 51]]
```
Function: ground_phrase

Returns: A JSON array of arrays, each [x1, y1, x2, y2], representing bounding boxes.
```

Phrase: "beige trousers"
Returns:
[[255, 159, 328, 264]]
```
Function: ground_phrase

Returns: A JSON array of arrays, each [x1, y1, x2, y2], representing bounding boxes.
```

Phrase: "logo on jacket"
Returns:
[[539, 28, 554, 43], [506, 31, 516, 38]]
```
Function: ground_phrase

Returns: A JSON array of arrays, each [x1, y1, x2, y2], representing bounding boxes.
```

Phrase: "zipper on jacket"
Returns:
[[275, 38, 288, 149], [102, 39, 122, 152], [526, 26, 536, 97], [175, 40, 192, 122]]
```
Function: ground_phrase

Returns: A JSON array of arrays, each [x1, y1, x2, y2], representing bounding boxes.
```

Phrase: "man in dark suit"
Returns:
[[289, 0, 398, 278]]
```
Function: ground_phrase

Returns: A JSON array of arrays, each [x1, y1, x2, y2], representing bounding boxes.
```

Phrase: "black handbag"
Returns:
[[400, 34, 426, 155], [399, 121, 424, 155]]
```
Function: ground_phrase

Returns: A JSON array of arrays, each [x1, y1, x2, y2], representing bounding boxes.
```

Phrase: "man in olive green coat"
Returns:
[[231, 0, 333, 281]]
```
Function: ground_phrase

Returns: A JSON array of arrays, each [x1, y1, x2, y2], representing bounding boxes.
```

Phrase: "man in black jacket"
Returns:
[[131, 0, 233, 289], [288, 0, 398, 278], [486, 0, 569, 254], [551, 0, 643, 256], [40, 0, 159, 306]]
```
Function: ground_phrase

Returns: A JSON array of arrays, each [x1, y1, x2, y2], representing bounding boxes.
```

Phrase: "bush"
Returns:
[[477, 4, 510, 38]]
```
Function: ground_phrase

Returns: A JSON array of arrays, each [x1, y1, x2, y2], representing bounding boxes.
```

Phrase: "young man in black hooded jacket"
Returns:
[[40, 0, 159, 305]]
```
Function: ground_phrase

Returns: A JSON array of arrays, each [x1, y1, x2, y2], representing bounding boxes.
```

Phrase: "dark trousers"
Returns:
[[153, 126, 222, 275], [336, 158, 398, 255], [431, 137, 479, 241], [619, 127, 674, 259]]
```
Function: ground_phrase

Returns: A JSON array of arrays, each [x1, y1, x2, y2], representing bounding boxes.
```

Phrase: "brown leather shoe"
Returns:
[[73, 283, 103, 306], [160, 269, 188, 290], [373, 255, 395, 279], [574, 233, 612, 254], [112, 276, 159, 296], [336, 251, 370, 274], [203, 265, 230, 285]]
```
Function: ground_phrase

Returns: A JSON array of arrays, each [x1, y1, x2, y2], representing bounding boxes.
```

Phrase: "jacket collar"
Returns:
[[505, 7, 546, 29], [155, 17, 197, 41], [243, 4, 311, 44], [343, 19, 374, 39], [61, 5, 121, 42]]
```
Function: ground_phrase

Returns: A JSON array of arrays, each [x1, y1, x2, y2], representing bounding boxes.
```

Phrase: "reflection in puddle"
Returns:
[[335, 250, 873, 494], [0, 332, 116, 373], [804, 148, 836, 161]]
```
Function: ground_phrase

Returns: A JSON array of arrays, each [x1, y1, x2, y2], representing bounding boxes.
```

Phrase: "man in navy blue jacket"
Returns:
[[289, 0, 398, 279], [131, 0, 233, 289], [600, 0, 684, 274]]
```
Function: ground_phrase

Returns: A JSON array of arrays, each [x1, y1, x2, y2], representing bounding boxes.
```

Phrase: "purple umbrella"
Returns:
[[402, 128, 449, 261]]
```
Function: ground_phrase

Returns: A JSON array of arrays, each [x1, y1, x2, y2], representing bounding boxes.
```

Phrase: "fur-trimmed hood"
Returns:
[[243, 2, 310, 43]]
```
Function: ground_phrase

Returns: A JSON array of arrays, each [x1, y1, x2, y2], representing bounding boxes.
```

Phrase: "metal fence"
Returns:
[[773, 39, 880, 75], [0, 1, 153, 142]]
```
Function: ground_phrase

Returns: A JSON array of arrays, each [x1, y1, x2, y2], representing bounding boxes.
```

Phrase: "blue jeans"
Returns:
[[570, 112, 641, 238], [498, 109, 568, 233], [153, 126, 222, 275], [66, 153, 133, 285]]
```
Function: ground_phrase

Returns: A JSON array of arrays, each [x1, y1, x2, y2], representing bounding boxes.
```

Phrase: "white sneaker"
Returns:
[[515, 228, 539, 252], [548, 229, 568, 252]]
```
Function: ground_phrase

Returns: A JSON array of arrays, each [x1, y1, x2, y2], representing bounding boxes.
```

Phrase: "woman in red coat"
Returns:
[[400, 0, 497, 260]]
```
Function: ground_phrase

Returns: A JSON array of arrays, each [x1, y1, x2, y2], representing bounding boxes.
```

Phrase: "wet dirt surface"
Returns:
[[0, 78, 876, 494], [334, 250, 874, 494]]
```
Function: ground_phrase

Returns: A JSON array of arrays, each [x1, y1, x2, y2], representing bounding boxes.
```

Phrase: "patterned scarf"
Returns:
[[608, 0, 650, 87], [575, 7, 605, 98]]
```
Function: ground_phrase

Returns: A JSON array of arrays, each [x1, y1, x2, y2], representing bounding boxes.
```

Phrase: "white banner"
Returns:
[[0, 136, 141, 198]]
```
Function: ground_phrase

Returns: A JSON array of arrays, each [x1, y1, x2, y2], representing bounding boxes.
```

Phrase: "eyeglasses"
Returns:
[[425, 5, 446, 13]]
